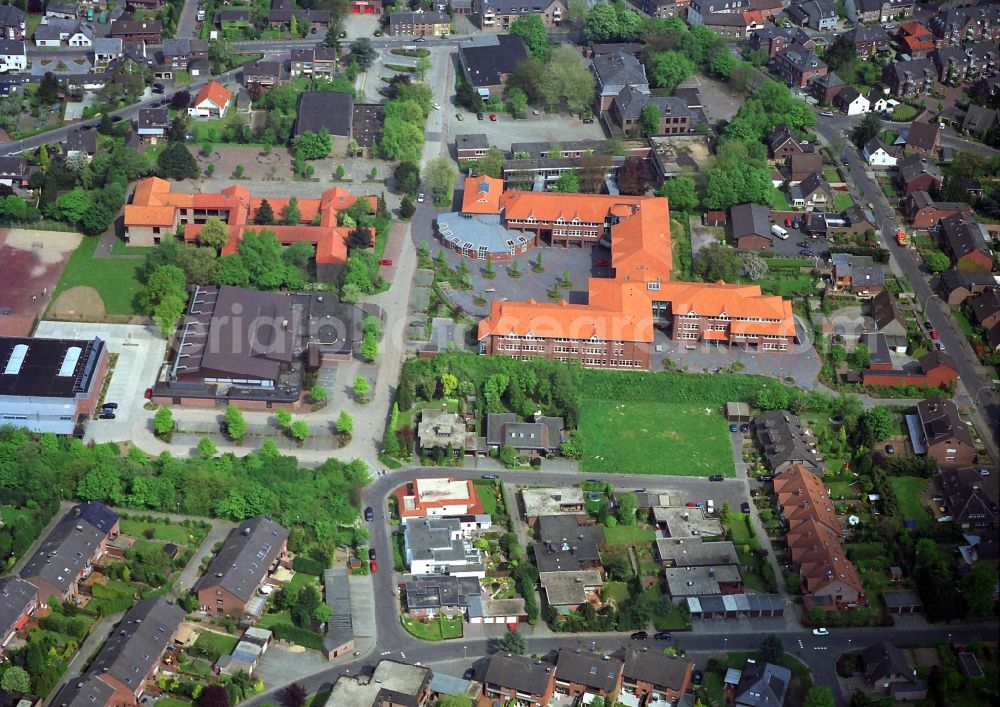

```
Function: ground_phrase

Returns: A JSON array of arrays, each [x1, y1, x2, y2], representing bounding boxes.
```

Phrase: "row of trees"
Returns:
[[378, 76, 434, 162]]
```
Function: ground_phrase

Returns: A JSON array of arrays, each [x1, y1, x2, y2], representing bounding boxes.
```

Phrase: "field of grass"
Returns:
[[194, 630, 239, 657], [603, 524, 656, 546], [579, 400, 734, 476], [727, 513, 758, 546], [118, 518, 199, 544], [472, 480, 498, 516], [833, 192, 854, 211], [49, 236, 144, 315], [401, 616, 463, 640], [603, 581, 630, 605], [889, 476, 931, 530], [892, 104, 919, 122], [256, 610, 292, 628], [642, 585, 691, 630], [287, 571, 320, 594], [823, 169, 841, 183]]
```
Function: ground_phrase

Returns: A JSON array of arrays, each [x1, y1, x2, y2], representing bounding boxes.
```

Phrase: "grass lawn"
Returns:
[[758, 273, 816, 298], [156, 699, 192, 707], [118, 518, 199, 544], [892, 104, 919, 121], [193, 630, 239, 656], [174, 70, 191, 85], [579, 400, 734, 476], [823, 169, 841, 183], [49, 236, 144, 316], [672, 218, 693, 280], [727, 513, 758, 547], [0, 506, 32, 527], [698, 670, 725, 707], [888, 476, 931, 530], [110, 237, 155, 257], [256, 610, 292, 628], [287, 571, 320, 593], [603, 524, 656, 546], [772, 191, 792, 210], [189, 117, 225, 141], [826, 480, 858, 500], [953, 310, 981, 341], [643, 585, 691, 630], [833, 192, 854, 211], [725, 651, 811, 678], [472, 480, 498, 515], [401, 616, 463, 640], [603, 581, 630, 605]]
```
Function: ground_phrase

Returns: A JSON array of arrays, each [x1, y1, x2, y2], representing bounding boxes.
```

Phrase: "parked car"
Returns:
[[364, 506, 374, 522], [583, 118, 594, 123], [415, 37, 426, 42], [489, 113, 497, 121], [820, 110, 834, 117], [709, 474, 724, 482], [379, 258, 393, 266], [144, 387, 153, 399], [930, 329, 939, 340], [101, 402, 118, 410], [758, 475, 773, 482], [432, 102, 442, 110], [923, 320, 933, 331], [456, 113, 463, 120], [463, 668, 474, 680], [369, 560, 377, 573], [630, 631, 648, 640], [796, 241, 810, 248], [686, 501, 698, 507], [653, 631, 672, 640], [799, 249, 815, 257], [98, 412, 115, 420], [739, 423, 750, 433], [934, 341, 946, 351], [692, 670, 703, 685], [785, 218, 793, 227], [476, 112, 484, 121], [741, 502, 751, 513], [813, 627, 829, 636], [729, 424, 740, 432], [368, 548, 376, 560], [885, 444, 895, 455], [481, 474, 499, 480], [417, 193, 425, 203]]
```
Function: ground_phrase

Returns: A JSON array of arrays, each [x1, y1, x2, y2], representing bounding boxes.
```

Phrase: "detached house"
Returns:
[[789, 172, 833, 210], [904, 121, 940, 157], [882, 57, 936, 96], [767, 124, 809, 160], [0, 39, 25, 72], [861, 642, 925, 698], [188, 80, 233, 119], [863, 138, 898, 167], [934, 466, 999, 529], [914, 397, 975, 467], [593, 51, 648, 111], [195, 516, 289, 616], [834, 86, 870, 116], [136, 107, 169, 142], [734, 660, 792, 707], [458, 33, 526, 98], [871, 290, 908, 352], [0, 4, 26, 41], [848, 24, 892, 59], [34, 18, 93, 47], [730, 203, 773, 250], [896, 155, 941, 197]]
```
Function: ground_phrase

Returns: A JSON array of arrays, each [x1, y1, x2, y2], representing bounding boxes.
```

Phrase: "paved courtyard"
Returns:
[[450, 111, 607, 151]]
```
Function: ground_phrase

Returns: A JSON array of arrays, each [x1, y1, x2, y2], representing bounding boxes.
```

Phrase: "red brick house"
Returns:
[[621, 648, 692, 705], [483, 653, 556, 705], [915, 397, 976, 467], [555, 648, 624, 703], [903, 191, 972, 229], [905, 121, 941, 157], [940, 214, 994, 272]]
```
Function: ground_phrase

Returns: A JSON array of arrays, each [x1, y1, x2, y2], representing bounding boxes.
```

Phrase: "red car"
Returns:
[[686, 501, 697, 507], [784, 218, 793, 227], [379, 258, 393, 266], [596, 259, 609, 266], [144, 387, 153, 399], [369, 560, 377, 573], [489, 113, 497, 121], [930, 329, 939, 340]]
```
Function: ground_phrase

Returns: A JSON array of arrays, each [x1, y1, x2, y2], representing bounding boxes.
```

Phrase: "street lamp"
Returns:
[[972, 386, 998, 406], [922, 293, 943, 314]]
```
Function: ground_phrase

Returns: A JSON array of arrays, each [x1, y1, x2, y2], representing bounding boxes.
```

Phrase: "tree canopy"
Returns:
[[510, 15, 550, 61]]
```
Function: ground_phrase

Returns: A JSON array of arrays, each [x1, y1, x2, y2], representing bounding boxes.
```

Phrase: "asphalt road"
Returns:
[[812, 113, 999, 463]]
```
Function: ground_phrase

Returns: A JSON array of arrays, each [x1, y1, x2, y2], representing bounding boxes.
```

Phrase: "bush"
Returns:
[[270, 624, 324, 650], [292, 555, 325, 576]]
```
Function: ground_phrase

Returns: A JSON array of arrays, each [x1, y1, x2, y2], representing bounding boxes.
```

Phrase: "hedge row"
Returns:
[[292, 555, 325, 576], [270, 623, 325, 650], [579, 369, 789, 407]]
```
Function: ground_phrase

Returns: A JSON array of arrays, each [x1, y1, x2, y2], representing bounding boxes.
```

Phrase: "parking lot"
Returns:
[[33, 321, 166, 443], [451, 111, 607, 151]]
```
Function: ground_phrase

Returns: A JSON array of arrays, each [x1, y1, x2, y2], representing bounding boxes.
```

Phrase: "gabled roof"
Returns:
[[861, 642, 916, 684], [193, 80, 233, 109], [916, 397, 974, 449], [49, 675, 116, 707], [940, 214, 990, 263], [906, 121, 940, 150], [730, 203, 771, 240], [971, 288, 1000, 327], [592, 52, 648, 90], [735, 660, 791, 707], [556, 648, 623, 693], [935, 466, 999, 526], [897, 154, 941, 185], [0, 577, 37, 637], [195, 516, 289, 602], [484, 653, 554, 696], [89, 597, 185, 690], [871, 290, 905, 332], [623, 648, 691, 690]]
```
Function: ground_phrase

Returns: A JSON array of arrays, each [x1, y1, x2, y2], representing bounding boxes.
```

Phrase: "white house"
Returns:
[[835, 86, 871, 116], [91, 37, 122, 71], [402, 517, 485, 578], [863, 137, 898, 167], [868, 91, 892, 114], [187, 80, 233, 119], [0, 40, 26, 73], [34, 18, 92, 47]]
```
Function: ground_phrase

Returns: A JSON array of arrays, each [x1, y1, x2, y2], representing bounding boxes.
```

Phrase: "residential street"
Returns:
[[813, 114, 999, 463]]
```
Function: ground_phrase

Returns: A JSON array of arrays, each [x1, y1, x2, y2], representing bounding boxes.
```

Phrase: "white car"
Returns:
[[417, 193, 425, 203], [812, 628, 829, 636], [820, 110, 834, 117], [432, 103, 442, 110]]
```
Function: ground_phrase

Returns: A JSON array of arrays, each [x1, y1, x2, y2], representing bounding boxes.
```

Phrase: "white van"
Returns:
[[707, 499, 715, 515], [771, 224, 789, 240]]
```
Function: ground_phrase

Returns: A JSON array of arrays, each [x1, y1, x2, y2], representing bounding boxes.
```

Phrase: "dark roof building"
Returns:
[[939, 214, 993, 272], [485, 412, 564, 453], [555, 648, 624, 697], [753, 410, 824, 474], [195, 516, 289, 615], [734, 659, 791, 707], [915, 397, 976, 467], [483, 653, 555, 704], [50, 675, 117, 707], [458, 34, 527, 95], [87, 597, 185, 701], [403, 575, 481, 613], [294, 90, 354, 137], [622, 647, 692, 701], [0, 577, 38, 654], [730, 203, 772, 249], [861, 641, 921, 693], [19, 502, 119, 601], [934, 466, 998, 528]]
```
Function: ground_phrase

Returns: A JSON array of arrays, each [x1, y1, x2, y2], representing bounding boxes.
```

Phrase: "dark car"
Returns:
[[630, 631, 648, 640], [653, 631, 672, 640], [152, 87, 164, 94], [796, 241, 810, 248], [153, 83, 165, 90], [739, 423, 750, 433], [885, 444, 895, 455], [729, 424, 739, 432], [368, 548, 376, 560], [101, 402, 118, 410], [111, 116, 123, 123], [481, 474, 499, 480], [923, 320, 933, 331], [476, 112, 484, 120], [799, 249, 814, 257], [98, 412, 116, 420], [709, 474, 724, 482], [741, 501, 751, 513], [692, 670, 703, 685], [583, 118, 594, 123], [463, 668, 475, 680], [758, 474, 773, 482], [364, 506, 374, 522]]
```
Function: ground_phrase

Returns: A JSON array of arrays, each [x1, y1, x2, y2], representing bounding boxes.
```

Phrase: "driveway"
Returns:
[[33, 322, 167, 442]]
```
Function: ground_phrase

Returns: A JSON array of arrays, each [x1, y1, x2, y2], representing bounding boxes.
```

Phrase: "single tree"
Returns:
[[923, 251, 950, 274], [275, 409, 293, 430], [197, 437, 217, 458], [224, 404, 247, 442], [198, 684, 229, 707], [279, 683, 308, 707], [803, 687, 835, 707], [361, 331, 379, 361], [198, 217, 229, 250], [254, 199, 275, 225], [348, 38, 378, 70], [657, 175, 699, 211], [499, 628, 526, 654], [290, 420, 310, 443], [1, 666, 32, 694], [354, 376, 371, 400], [153, 406, 174, 438], [310, 385, 327, 403], [760, 633, 784, 662], [281, 197, 301, 225], [861, 406, 894, 443], [336, 410, 354, 436], [641, 103, 661, 137]]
